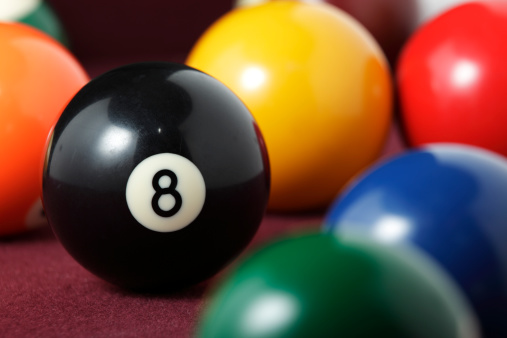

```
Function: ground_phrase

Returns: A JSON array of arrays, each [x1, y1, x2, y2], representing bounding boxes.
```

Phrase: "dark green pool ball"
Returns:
[[0, 0, 68, 45], [197, 233, 479, 338]]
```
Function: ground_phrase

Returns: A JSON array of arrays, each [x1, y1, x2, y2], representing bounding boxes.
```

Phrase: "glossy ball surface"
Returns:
[[234, 0, 417, 63], [0, 22, 88, 236], [42, 62, 270, 291], [325, 144, 507, 337], [411, 0, 503, 29], [398, 2, 507, 156], [0, 0, 68, 44], [197, 233, 478, 338], [187, 1, 392, 211]]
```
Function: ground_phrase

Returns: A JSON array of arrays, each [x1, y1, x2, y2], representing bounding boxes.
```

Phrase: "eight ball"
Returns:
[[42, 62, 270, 291]]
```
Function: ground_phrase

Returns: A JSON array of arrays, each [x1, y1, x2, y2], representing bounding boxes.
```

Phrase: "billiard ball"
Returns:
[[233, 0, 417, 64], [398, 2, 507, 157], [411, 0, 501, 29], [187, 1, 392, 212], [42, 62, 270, 291], [320, 0, 416, 64], [235, 0, 500, 29], [196, 233, 479, 337], [0, 0, 68, 45], [324, 144, 507, 337], [0, 22, 88, 236]]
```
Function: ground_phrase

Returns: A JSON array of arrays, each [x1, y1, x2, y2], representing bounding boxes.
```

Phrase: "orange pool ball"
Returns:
[[0, 22, 88, 236], [187, 1, 392, 211]]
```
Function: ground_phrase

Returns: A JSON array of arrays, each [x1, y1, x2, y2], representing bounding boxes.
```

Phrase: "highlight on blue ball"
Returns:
[[324, 143, 507, 338]]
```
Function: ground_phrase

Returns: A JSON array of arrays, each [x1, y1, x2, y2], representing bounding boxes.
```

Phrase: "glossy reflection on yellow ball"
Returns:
[[187, 1, 392, 211]]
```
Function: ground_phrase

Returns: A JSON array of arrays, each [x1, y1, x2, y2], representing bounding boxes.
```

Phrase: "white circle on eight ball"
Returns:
[[125, 153, 206, 232]]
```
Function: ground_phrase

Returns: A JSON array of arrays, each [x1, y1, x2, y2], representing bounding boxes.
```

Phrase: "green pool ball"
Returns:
[[0, 0, 68, 45], [197, 233, 479, 338]]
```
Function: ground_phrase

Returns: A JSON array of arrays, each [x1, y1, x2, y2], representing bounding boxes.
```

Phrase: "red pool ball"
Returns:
[[397, 2, 507, 157]]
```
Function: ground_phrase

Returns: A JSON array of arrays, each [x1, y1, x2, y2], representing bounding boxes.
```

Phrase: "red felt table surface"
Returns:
[[0, 132, 402, 338], [0, 213, 324, 337], [0, 1, 405, 336]]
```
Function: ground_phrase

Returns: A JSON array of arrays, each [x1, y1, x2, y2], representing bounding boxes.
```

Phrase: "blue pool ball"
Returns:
[[324, 144, 507, 338]]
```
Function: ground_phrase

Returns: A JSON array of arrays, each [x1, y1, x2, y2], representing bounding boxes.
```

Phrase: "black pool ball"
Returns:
[[42, 62, 270, 291]]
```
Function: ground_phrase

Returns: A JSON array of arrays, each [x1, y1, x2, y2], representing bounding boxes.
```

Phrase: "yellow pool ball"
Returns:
[[187, 1, 392, 211]]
